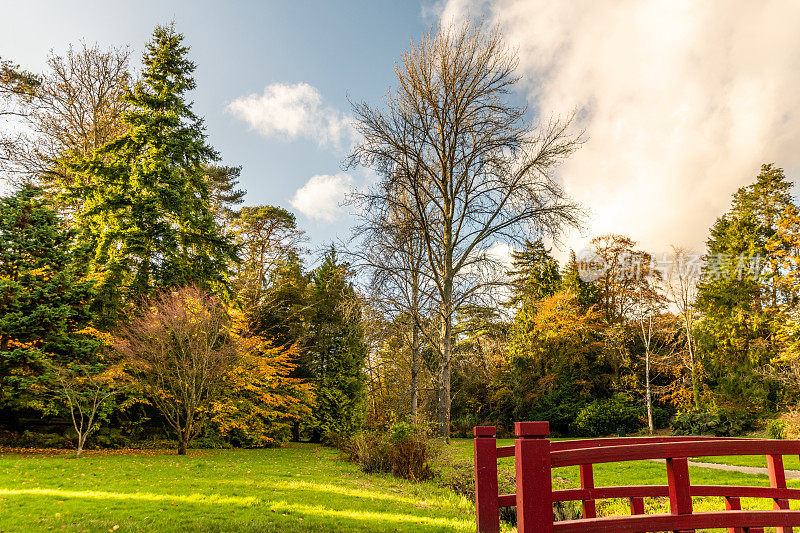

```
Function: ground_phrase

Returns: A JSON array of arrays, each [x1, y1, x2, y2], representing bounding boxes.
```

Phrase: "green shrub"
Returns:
[[671, 408, 755, 437], [347, 422, 436, 481], [768, 419, 786, 440], [570, 395, 645, 437]]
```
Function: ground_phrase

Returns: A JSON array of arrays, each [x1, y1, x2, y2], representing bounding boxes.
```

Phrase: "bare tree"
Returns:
[[48, 363, 118, 456], [348, 21, 583, 438], [2, 44, 131, 191], [114, 286, 242, 455], [348, 181, 434, 422], [631, 271, 666, 434], [666, 245, 703, 408]]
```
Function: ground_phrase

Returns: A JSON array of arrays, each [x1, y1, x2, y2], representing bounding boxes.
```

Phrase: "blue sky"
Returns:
[[5, 0, 800, 261], [2, 0, 434, 254]]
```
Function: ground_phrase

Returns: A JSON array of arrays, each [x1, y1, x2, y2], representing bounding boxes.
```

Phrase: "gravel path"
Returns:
[[650, 458, 800, 479]]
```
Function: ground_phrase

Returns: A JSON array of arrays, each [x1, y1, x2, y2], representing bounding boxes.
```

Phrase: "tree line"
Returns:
[[2, 21, 800, 454]]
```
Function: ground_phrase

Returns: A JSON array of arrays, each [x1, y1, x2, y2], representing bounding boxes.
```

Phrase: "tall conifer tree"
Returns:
[[69, 24, 235, 321]]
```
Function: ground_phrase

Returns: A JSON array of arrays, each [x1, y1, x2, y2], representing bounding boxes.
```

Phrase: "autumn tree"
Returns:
[[114, 286, 240, 455], [8, 44, 131, 194], [68, 25, 236, 321], [208, 312, 313, 447], [348, 21, 582, 437]]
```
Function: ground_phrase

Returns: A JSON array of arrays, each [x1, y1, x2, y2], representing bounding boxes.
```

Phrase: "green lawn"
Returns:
[[3, 440, 799, 532], [0, 445, 473, 532]]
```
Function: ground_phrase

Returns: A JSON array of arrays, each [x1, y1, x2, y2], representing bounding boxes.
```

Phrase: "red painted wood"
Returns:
[[474, 423, 800, 532], [550, 435, 757, 452], [498, 493, 516, 508], [580, 464, 597, 519], [551, 440, 800, 468], [515, 422, 553, 533], [496, 445, 515, 458], [666, 456, 693, 533], [629, 496, 645, 515], [552, 484, 800, 503], [768, 454, 792, 533], [726, 496, 744, 533], [552, 510, 800, 533], [474, 427, 500, 533]]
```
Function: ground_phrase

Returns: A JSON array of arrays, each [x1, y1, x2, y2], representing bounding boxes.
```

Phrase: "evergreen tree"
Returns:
[[68, 24, 236, 321], [695, 163, 794, 410], [562, 249, 599, 309], [304, 249, 367, 442], [507, 239, 562, 307], [0, 185, 98, 410]]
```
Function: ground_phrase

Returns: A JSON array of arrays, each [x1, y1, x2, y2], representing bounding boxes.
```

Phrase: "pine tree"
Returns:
[[0, 185, 98, 410], [562, 249, 599, 309], [506, 239, 562, 308], [69, 24, 236, 321], [304, 249, 367, 442]]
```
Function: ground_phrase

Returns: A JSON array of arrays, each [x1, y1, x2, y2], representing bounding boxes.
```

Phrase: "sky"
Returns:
[[3, 0, 800, 264]]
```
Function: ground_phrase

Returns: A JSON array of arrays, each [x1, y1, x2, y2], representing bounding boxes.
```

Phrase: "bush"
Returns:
[[767, 419, 786, 440], [347, 422, 436, 481], [671, 408, 755, 437], [570, 395, 645, 437]]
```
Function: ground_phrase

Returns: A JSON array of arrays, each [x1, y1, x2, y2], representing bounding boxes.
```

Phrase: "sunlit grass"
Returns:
[[0, 444, 473, 532]]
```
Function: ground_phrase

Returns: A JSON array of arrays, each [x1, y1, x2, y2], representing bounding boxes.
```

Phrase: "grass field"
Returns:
[[3, 440, 799, 532], [0, 445, 473, 532]]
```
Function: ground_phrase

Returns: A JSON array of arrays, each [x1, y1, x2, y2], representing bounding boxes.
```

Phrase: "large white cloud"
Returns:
[[439, 0, 800, 254], [227, 82, 353, 149], [290, 173, 353, 222]]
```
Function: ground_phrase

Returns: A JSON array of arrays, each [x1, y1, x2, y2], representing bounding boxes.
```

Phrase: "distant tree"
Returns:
[[231, 205, 305, 309], [696, 164, 793, 410], [304, 249, 367, 442], [68, 25, 236, 321], [665, 246, 702, 408], [114, 286, 240, 455], [0, 184, 98, 411], [507, 239, 562, 307], [561, 249, 599, 309], [348, 21, 583, 437]]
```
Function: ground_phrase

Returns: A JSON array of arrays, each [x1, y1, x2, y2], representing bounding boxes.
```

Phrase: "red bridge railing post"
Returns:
[[474, 426, 499, 533], [515, 421, 553, 533], [666, 456, 694, 533]]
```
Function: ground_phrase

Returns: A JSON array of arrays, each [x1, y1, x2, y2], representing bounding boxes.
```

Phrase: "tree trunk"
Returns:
[[437, 297, 452, 442], [410, 275, 420, 423], [291, 420, 300, 442], [178, 438, 188, 455], [645, 347, 653, 434]]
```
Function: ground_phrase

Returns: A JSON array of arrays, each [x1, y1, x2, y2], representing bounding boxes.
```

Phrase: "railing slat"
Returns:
[[515, 422, 553, 533], [768, 454, 792, 533], [725, 496, 744, 533], [473, 426, 500, 533], [580, 464, 597, 519]]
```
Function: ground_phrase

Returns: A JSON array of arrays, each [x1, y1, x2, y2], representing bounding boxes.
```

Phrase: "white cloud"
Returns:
[[290, 173, 353, 222], [227, 82, 353, 149], [439, 0, 800, 254]]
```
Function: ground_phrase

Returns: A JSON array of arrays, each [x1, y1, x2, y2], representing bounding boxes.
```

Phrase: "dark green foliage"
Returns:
[[671, 408, 756, 437], [507, 239, 562, 307], [305, 249, 367, 442], [68, 24, 236, 321], [0, 185, 98, 411], [561, 249, 599, 308], [570, 394, 653, 437]]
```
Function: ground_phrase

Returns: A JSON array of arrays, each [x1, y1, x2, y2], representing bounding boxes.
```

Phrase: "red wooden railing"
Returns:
[[474, 421, 800, 533]]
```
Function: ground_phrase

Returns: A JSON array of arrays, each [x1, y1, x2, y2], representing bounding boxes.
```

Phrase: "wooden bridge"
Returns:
[[473, 421, 800, 532]]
